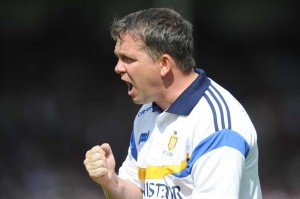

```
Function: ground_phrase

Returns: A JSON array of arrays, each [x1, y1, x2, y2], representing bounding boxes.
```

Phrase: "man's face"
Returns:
[[114, 33, 162, 104]]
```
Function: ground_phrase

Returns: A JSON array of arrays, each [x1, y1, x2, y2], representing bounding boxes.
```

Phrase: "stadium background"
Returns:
[[0, 0, 299, 198]]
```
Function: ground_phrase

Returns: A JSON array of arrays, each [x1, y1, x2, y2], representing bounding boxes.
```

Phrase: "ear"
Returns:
[[159, 54, 172, 77]]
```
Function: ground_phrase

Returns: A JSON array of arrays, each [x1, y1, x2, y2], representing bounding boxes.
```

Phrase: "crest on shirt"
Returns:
[[168, 131, 178, 151]]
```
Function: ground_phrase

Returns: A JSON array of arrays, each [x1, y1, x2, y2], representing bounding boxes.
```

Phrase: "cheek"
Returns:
[[135, 60, 160, 86], [145, 71, 161, 88]]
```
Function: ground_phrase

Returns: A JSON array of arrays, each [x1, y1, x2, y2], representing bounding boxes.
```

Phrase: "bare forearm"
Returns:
[[101, 176, 142, 199], [84, 144, 141, 199]]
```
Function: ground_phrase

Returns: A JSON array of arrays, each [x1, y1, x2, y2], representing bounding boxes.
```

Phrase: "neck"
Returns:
[[156, 70, 198, 110]]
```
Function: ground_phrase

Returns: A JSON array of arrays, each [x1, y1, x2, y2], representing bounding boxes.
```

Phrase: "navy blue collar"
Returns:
[[152, 68, 211, 115]]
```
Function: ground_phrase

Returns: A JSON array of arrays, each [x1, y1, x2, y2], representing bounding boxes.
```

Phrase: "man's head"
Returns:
[[111, 8, 195, 72]]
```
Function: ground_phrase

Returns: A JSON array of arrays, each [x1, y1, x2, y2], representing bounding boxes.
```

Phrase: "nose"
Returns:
[[114, 60, 125, 75]]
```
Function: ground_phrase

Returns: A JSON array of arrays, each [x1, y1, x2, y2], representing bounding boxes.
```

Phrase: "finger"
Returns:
[[85, 159, 107, 171], [85, 145, 106, 157], [100, 143, 112, 158], [88, 167, 108, 178], [84, 152, 107, 168], [85, 152, 105, 162]]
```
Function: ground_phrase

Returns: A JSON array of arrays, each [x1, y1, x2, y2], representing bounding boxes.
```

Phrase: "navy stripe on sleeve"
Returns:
[[211, 84, 232, 129], [204, 93, 219, 131], [204, 85, 232, 131]]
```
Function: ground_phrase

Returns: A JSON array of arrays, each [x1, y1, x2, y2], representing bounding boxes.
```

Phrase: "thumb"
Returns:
[[100, 143, 113, 158], [100, 143, 116, 172]]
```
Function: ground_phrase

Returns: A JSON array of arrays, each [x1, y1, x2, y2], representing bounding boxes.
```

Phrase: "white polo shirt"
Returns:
[[119, 68, 262, 199]]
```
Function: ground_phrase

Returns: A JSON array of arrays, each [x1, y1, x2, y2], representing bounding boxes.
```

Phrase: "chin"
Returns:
[[131, 98, 142, 105], [132, 97, 148, 105]]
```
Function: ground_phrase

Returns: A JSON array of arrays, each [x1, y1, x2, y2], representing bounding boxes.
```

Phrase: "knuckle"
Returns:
[[89, 168, 107, 178], [93, 145, 101, 151], [85, 159, 107, 170]]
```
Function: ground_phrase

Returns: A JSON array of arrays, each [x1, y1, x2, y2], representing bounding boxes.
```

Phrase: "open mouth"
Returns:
[[127, 82, 133, 92]]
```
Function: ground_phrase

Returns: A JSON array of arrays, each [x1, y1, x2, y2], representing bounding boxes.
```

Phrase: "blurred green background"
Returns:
[[0, 0, 299, 198]]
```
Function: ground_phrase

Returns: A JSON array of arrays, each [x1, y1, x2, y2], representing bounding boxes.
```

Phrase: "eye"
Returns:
[[121, 56, 135, 64]]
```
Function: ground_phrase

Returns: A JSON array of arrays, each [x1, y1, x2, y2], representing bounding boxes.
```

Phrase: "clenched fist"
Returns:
[[83, 143, 116, 185]]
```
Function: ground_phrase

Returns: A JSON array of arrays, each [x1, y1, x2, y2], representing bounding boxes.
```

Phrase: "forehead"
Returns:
[[114, 33, 145, 55]]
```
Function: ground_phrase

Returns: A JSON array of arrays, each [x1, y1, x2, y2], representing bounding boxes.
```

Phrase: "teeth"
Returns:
[[127, 83, 133, 91]]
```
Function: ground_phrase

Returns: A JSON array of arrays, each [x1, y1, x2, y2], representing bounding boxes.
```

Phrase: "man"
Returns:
[[84, 8, 262, 199]]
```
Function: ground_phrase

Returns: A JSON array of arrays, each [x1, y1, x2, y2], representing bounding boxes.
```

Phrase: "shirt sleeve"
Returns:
[[118, 150, 143, 189], [191, 146, 244, 199], [118, 131, 143, 189]]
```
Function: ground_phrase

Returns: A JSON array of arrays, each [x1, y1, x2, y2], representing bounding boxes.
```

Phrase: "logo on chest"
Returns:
[[138, 130, 150, 145]]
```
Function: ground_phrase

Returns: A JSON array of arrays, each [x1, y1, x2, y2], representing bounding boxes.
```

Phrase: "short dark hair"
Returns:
[[111, 8, 195, 71]]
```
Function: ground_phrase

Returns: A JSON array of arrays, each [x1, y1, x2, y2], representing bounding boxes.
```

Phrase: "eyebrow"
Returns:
[[113, 49, 118, 56], [114, 51, 134, 62], [113, 46, 123, 57], [114, 49, 126, 58]]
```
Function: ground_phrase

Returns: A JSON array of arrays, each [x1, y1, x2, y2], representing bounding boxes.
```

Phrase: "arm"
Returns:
[[192, 147, 243, 199], [84, 143, 142, 199]]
